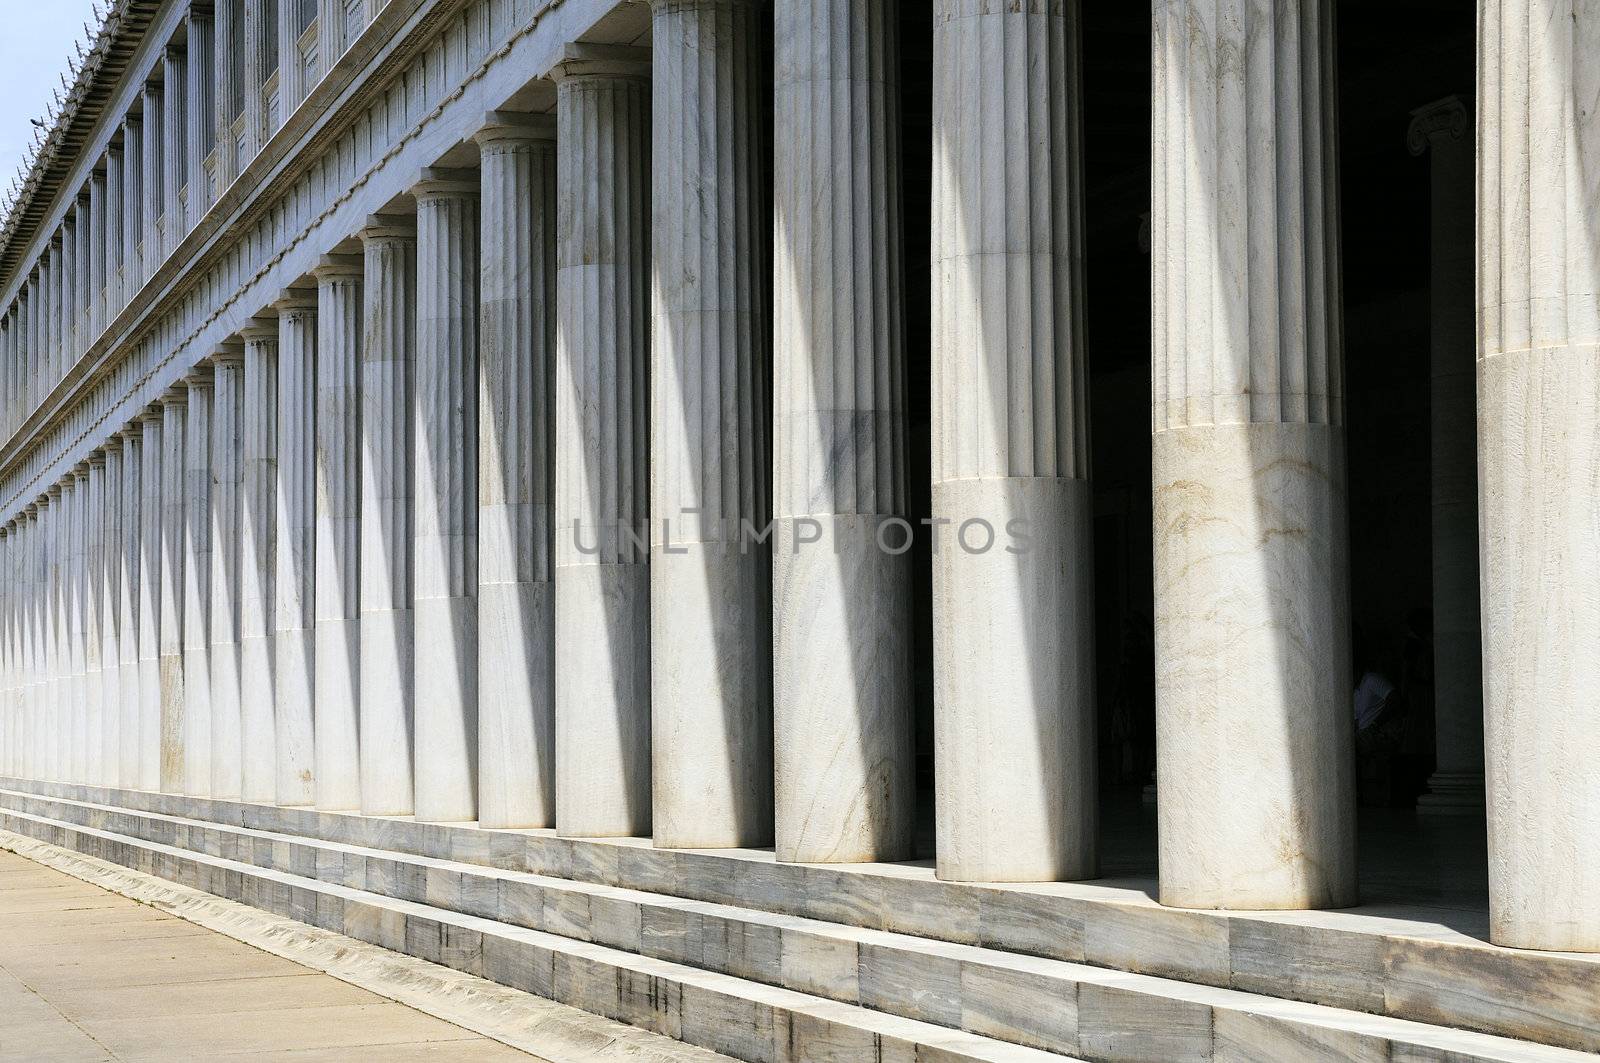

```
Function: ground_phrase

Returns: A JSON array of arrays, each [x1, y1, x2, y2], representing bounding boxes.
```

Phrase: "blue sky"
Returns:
[[0, 3, 103, 203]]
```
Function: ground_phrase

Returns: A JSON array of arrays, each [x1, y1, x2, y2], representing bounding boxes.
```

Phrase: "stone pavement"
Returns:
[[0, 848, 536, 1062]]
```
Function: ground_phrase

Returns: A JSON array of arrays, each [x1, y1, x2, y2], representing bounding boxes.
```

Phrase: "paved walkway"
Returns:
[[0, 849, 535, 1062]]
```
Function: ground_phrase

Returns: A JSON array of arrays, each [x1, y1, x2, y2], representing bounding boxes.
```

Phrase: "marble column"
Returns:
[[182, 369, 214, 796], [280, 0, 305, 116], [84, 456, 106, 786], [41, 490, 60, 781], [647, 2, 772, 849], [1478, 0, 1600, 952], [118, 424, 143, 789], [314, 255, 363, 811], [318, 0, 346, 77], [66, 470, 88, 784], [473, 114, 556, 830], [931, 0, 1095, 882], [215, 0, 238, 191], [772, 2, 914, 863], [136, 407, 164, 790], [61, 218, 77, 371], [240, 321, 280, 803], [1151, 0, 1354, 909], [75, 193, 92, 353], [162, 45, 188, 258], [158, 387, 189, 793], [210, 347, 246, 799], [101, 440, 124, 787], [358, 218, 416, 817], [1405, 96, 1484, 815], [553, 51, 652, 838], [89, 173, 107, 341], [187, 5, 216, 232], [411, 169, 479, 823], [276, 292, 319, 806], [105, 147, 123, 318], [142, 81, 165, 280], [124, 115, 145, 299], [242, 0, 269, 159]]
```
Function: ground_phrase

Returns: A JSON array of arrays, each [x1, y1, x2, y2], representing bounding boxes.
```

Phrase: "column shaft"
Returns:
[[137, 411, 163, 789], [67, 471, 88, 784], [162, 47, 188, 259], [105, 148, 123, 318], [554, 59, 652, 838], [358, 221, 415, 816], [474, 117, 556, 830], [276, 295, 318, 805], [182, 372, 214, 796], [773, 1, 914, 862], [240, 326, 280, 803], [74, 196, 91, 354], [314, 257, 363, 811], [187, 7, 216, 232], [124, 116, 145, 298], [412, 171, 479, 823], [648, 3, 772, 849], [142, 83, 165, 280], [89, 174, 107, 341], [118, 426, 143, 789], [1151, 0, 1354, 908], [158, 391, 188, 793], [101, 443, 124, 786], [211, 352, 246, 799], [85, 458, 106, 786], [1477, 0, 1600, 951]]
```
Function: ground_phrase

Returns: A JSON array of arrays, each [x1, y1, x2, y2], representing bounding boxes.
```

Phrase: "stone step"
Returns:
[[0, 806, 1074, 1063], [3, 778, 1596, 1056], [0, 788, 1590, 1063]]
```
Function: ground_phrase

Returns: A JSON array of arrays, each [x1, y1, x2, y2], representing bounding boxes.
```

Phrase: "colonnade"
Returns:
[[0, 0, 1596, 956]]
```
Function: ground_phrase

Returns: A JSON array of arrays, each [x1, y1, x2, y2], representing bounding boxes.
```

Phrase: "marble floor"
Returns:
[[0, 849, 539, 1063]]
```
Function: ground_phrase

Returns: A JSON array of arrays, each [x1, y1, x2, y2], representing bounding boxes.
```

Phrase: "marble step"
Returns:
[[0, 790, 1589, 1063], [0, 806, 1073, 1063], [4, 778, 1597, 1056]]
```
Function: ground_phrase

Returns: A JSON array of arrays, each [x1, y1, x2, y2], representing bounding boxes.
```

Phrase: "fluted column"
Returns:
[[313, 255, 363, 811], [187, 4, 216, 232], [100, 441, 124, 786], [66, 469, 88, 784], [61, 218, 77, 371], [240, 322, 279, 802], [276, 292, 319, 806], [930, 0, 1094, 882], [412, 169, 479, 823], [84, 456, 107, 786], [215, 0, 237, 191], [44, 246, 59, 388], [136, 407, 164, 789], [318, 0, 346, 77], [773, 2, 913, 863], [90, 173, 107, 341], [142, 82, 165, 280], [158, 388, 189, 793], [1151, 0, 1353, 909], [105, 147, 123, 318], [74, 193, 92, 353], [553, 52, 652, 838], [162, 45, 188, 259], [647, 4, 771, 849], [1478, 1, 1600, 952], [358, 219, 416, 816], [123, 115, 145, 299], [43, 489, 61, 781], [473, 115, 556, 830], [1405, 96, 1484, 815], [117, 424, 143, 788], [210, 348, 246, 799], [182, 369, 214, 796], [242, 0, 268, 160], [280, 0, 304, 117]]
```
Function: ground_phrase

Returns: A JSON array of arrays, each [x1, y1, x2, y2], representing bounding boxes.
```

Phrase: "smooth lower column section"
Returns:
[[136, 408, 163, 790], [473, 115, 556, 830], [1478, 2, 1600, 952], [313, 256, 363, 811], [647, 4, 771, 849], [1408, 96, 1484, 815], [411, 171, 480, 824], [182, 369, 215, 796], [772, 2, 913, 863], [276, 294, 319, 806], [210, 348, 246, 799], [117, 424, 143, 789], [158, 388, 188, 793], [931, 0, 1095, 882], [1151, 0, 1354, 909], [358, 219, 416, 817], [553, 52, 652, 839], [240, 323, 280, 803]]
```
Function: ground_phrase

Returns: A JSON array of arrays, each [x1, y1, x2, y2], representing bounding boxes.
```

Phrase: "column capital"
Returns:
[[1407, 94, 1470, 155], [159, 385, 189, 407], [183, 363, 215, 389], [472, 111, 556, 147], [358, 214, 416, 242], [548, 42, 651, 83], [209, 340, 246, 367], [102, 433, 124, 453], [272, 289, 319, 314], [72, 462, 92, 482], [311, 253, 364, 282], [136, 403, 165, 424], [87, 450, 108, 469], [410, 167, 479, 200], [45, 483, 63, 499], [238, 316, 279, 342]]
